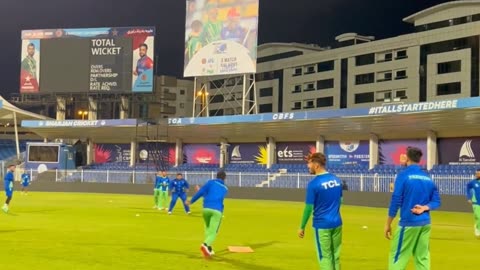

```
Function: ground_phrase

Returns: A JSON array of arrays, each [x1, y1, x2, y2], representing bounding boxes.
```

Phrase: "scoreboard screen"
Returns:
[[20, 27, 155, 93]]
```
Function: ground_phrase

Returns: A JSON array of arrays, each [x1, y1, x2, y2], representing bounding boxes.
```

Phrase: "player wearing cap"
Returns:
[[466, 168, 480, 237], [298, 152, 343, 270], [385, 147, 441, 270], [168, 173, 191, 215], [221, 8, 246, 44], [3, 164, 16, 213]]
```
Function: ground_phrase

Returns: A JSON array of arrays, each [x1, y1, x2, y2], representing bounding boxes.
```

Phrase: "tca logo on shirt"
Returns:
[[322, 180, 341, 189]]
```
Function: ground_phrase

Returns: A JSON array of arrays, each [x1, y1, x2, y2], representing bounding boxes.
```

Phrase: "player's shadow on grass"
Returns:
[[0, 229, 35, 234], [20, 209, 64, 214], [131, 246, 283, 270]]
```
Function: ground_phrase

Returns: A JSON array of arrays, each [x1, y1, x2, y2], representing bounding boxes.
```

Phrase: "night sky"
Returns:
[[0, 0, 450, 96]]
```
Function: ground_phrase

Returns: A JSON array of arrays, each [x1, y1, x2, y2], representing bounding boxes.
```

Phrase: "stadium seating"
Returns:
[[0, 140, 27, 161]]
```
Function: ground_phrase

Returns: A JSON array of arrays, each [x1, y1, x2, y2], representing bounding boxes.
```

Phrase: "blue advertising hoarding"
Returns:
[[325, 141, 369, 167], [228, 143, 265, 164], [21, 119, 138, 128]]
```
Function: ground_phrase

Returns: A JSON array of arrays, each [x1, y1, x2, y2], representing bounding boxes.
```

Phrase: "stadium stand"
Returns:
[[0, 140, 27, 161]]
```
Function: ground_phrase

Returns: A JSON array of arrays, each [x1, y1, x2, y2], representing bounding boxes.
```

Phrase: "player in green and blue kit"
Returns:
[[168, 173, 190, 215], [187, 171, 228, 258], [466, 168, 480, 237], [298, 153, 343, 270], [157, 171, 170, 211], [3, 164, 16, 213], [385, 147, 441, 270], [21, 171, 31, 195]]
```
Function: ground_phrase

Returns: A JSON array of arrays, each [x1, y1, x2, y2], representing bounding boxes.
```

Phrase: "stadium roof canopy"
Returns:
[[0, 96, 49, 123], [21, 97, 480, 144]]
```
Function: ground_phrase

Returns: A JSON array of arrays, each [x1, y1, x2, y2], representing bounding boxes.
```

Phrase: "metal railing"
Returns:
[[21, 169, 475, 196]]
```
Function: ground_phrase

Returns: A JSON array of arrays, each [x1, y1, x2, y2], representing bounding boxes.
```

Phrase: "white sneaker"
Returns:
[[168, 212, 172, 215], [475, 225, 480, 237], [2, 205, 8, 213]]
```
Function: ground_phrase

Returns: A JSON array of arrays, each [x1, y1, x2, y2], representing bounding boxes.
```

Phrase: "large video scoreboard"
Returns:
[[20, 27, 155, 93]]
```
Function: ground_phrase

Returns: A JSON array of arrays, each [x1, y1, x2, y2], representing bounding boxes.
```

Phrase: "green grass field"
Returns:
[[0, 192, 477, 270]]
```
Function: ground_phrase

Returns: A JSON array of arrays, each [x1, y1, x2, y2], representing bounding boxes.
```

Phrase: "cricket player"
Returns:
[[298, 153, 343, 270], [185, 20, 203, 63], [200, 4, 222, 44], [21, 171, 31, 195], [168, 173, 190, 215], [221, 8, 246, 43], [3, 164, 16, 213], [156, 171, 170, 211], [133, 43, 153, 77], [385, 147, 441, 270], [21, 43, 37, 79], [187, 171, 228, 258], [466, 168, 480, 237]]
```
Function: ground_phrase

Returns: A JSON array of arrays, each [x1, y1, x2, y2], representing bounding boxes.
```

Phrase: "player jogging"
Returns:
[[3, 164, 16, 213], [385, 147, 441, 270], [168, 173, 191, 215], [298, 153, 343, 270], [154, 171, 169, 210], [466, 168, 480, 237], [21, 171, 31, 195], [187, 171, 228, 258]]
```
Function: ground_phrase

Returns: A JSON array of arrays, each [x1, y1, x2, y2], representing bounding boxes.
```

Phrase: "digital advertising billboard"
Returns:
[[20, 27, 155, 93], [184, 0, 259, 77]]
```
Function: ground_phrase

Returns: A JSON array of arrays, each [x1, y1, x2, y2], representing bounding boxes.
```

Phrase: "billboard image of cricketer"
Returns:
[[184, 0, 259, 77]]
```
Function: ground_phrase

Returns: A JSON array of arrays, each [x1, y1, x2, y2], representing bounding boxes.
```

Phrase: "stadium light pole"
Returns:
[[196, 90, 209, 117]]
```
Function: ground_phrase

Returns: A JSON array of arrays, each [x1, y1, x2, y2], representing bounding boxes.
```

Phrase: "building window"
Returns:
[[292, 85, 302, 93], [293, 67, 302, 76], [355, 73, 374, 85], [317, 79, 334, 90], [259, 87, 273, 97], [303, 82, 315, 92], [179, 103, 185, 108], [355, 92, 374, 104], [180, 89, 185, 95], [292, 101, 302, 110], [317, 60, 334, 72], [395, 90, 407, 99], [438, 60, 461, 74], [377, 71, 392, 82], [209, 109, 224, 116], [139, 104, 148, 118], [259, 104, 273, 113], [378, 52, 393, 63], [395, 70, 407, 80], [316, 96, 334, 108], [437, 82, 461, 96], [395, 50, 408, 60], [376, 91, 392, 102], [304, 100, 315, 109], [210, 95, 224, 104], [304, 65, 315, 74], [355, 53, 375, 66]]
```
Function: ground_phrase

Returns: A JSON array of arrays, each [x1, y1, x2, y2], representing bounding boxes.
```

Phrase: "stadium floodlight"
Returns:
[[77, 110, 89, 120]]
